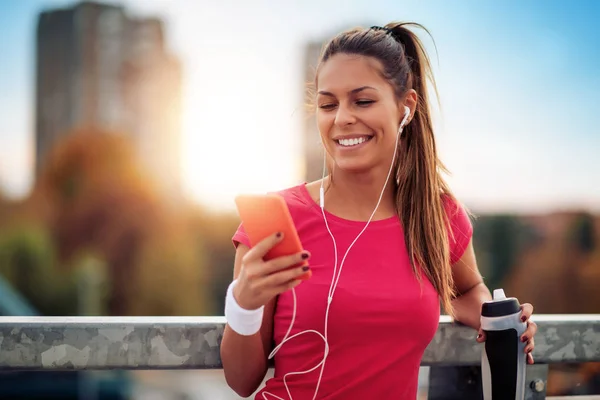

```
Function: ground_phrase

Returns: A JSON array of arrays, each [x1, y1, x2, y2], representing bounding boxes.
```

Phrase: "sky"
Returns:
[[0, 0, 599, 213]]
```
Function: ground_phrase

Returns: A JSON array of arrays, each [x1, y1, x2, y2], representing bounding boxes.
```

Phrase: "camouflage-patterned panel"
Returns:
[[0, 317, 224, 370], [423, 315, 600, 366], [0, 315, 598, 370]]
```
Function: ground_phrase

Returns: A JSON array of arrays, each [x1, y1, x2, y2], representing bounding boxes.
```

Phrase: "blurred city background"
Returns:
[[0, 0, 599, 398]]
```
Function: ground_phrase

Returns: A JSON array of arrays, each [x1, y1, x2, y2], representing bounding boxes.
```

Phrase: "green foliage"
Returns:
[[3, 128, 216, 316], [192, 212, 240, 315], [0, 224, 78, 315], [472, 214, 539, 290], [568, 212, 595, 255]]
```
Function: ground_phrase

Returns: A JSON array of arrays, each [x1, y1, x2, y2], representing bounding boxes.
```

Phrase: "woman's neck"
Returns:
[[318, 169, 397, 222]]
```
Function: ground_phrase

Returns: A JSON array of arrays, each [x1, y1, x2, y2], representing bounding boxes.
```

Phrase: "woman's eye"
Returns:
[[318, 104, 336, 110], [356, 100, 374, 107]]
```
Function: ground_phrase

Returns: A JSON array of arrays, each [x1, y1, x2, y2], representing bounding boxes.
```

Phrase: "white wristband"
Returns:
[[224, 279, 264, 336]]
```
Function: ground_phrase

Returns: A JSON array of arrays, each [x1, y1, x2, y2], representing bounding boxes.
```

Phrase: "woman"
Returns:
[[221, 22, 538, 399]]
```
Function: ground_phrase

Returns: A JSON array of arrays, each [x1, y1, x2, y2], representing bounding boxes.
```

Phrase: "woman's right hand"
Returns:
[[233, 232, 311, 311]]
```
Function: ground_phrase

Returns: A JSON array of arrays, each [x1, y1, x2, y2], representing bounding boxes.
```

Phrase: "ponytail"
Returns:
[[388, 22, 457, 317]]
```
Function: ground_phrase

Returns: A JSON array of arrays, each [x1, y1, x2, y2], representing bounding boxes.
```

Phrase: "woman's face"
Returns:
[[316, 53, 405, 176]]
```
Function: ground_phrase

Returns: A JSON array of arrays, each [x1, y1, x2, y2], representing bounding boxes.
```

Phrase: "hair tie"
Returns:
[[370, 25, 402, 43], [370, 25, 392, 35]]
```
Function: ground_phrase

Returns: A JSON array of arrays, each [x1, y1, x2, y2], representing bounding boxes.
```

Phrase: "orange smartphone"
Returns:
[[234, 193, 311, 280]]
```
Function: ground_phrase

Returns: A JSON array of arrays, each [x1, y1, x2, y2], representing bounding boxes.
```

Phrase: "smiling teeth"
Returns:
[[338, 137, 368, 147]]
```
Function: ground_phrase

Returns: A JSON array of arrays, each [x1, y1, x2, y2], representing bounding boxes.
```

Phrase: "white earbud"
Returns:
[[399, 105, 410, 132]]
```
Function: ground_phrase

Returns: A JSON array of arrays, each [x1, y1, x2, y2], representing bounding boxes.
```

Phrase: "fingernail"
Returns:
[[521, 336, 527, 342], [302, 266, 310, 271], [301, 252, 310, 259], [477, 334, 482, 340], [521, 315, 526, 322]]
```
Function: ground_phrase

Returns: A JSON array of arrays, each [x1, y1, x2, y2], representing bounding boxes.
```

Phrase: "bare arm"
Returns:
[[220, 233, 310, 397], [450, 239, 492, 330], [221, 244, 275, 397], [450, 238, 538, 363]]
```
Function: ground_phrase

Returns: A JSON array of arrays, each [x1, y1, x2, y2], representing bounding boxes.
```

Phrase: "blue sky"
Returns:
[[0, 0, 599, 213]]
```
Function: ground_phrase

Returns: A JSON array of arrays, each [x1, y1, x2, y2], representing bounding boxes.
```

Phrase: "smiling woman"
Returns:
[[220, 22, 538, 400]]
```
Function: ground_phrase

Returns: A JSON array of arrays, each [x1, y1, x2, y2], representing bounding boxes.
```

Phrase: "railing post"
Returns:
[[427, 364, 549, 400], [427, 366, 483, 399], [525, 364, 548, 400]]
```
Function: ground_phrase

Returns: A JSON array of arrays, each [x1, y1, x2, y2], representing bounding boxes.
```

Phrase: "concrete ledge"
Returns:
[[0, 315, 598, 371]]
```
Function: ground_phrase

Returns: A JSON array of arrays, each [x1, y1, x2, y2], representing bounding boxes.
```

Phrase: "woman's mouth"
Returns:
[[335, 135, 373, 148]]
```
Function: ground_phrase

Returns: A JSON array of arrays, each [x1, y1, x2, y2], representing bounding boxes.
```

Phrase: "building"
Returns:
[[303, 40, 326, 183], [35, 1, 182, 200]]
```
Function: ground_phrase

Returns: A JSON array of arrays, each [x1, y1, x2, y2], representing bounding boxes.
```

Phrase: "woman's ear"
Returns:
[[400, 89, 418, 122]]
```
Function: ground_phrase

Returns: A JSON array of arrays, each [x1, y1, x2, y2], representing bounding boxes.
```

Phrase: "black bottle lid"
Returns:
[[481, 289, 521, 317]]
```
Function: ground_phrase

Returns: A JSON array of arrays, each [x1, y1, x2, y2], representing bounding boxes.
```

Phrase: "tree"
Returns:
[[188, 210, 241, 315], [0, 224, 77, 315], [568, 212, 595, 255], [472, 215, 525, 290], [30, 127, 210, 316]]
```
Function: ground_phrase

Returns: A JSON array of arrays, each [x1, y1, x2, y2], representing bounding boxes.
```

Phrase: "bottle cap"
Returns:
[[481, 288, 520, 317]]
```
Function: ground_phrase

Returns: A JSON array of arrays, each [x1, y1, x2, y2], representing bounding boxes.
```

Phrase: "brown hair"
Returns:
[[314, 22, 459, 317]]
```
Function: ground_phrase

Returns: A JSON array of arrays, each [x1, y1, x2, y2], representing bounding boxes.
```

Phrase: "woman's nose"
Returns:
[[334, 104, 357, 127]]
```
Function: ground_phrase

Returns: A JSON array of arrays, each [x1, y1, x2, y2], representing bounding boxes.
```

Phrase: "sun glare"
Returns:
[[176, 34, 306, 212], [181, 93, 298, 212]]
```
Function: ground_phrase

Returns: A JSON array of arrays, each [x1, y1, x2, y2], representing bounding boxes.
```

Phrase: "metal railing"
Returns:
[[1, 315, 599, 399]]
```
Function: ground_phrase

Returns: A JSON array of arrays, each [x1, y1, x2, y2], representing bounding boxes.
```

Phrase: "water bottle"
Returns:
[[480, 288, 527, 400]]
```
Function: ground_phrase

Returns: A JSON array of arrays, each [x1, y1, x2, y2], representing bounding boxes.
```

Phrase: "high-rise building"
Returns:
[[35, 1, 182, 200], [303, 40, 326, 183]]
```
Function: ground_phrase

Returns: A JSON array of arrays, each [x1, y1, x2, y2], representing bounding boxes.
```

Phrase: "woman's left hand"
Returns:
[[476, 303, 537, 364]]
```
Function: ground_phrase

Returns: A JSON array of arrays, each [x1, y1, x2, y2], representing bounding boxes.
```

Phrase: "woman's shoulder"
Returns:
[[269, 182, 320, 215], [440, 192, 474, 264], [441, 192, 467, 215]]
